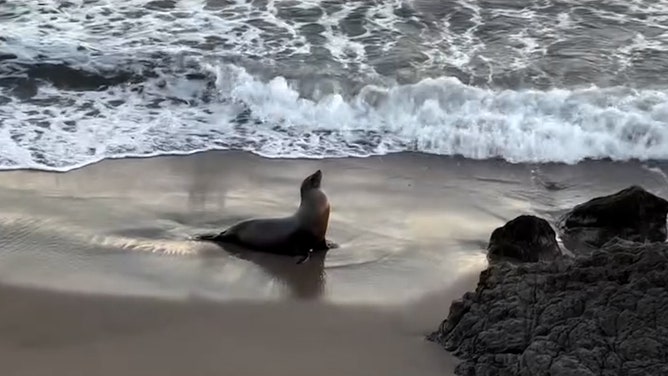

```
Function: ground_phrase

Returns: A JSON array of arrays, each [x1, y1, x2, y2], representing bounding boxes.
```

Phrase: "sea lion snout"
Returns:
[[301, 169, 323, 192], [311, 169, 322, 184]]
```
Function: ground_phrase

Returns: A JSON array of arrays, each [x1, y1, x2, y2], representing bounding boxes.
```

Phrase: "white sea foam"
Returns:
[[1, 63, 667, 171], [1, 0, 668, 170]]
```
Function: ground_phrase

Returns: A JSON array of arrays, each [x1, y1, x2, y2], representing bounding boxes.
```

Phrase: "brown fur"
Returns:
[[194, 170, 335, 263]]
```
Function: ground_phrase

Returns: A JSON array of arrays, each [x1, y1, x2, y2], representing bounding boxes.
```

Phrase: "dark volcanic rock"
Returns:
[[488, 215, 562, 263], [428, 241, 668, 376], [559, 185, 668, 249]]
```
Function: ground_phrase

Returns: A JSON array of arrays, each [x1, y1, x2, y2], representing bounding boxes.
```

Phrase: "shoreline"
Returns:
[[4, 148, 668, 175], [0, 149, 665, 301]]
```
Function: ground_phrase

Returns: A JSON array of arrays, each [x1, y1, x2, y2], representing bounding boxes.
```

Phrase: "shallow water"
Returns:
[[1, 151, 666, 376], [0, 151, 665, 304]]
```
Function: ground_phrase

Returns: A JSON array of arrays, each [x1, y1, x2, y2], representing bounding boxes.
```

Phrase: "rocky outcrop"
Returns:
[[559, 185, 668, 249], [429, 186, 668, 375], [428, 241, 668, 376], [487, 215, 562, 263]]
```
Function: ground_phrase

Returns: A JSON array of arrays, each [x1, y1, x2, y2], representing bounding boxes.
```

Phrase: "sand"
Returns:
[[0, 151, 666, 376], [0, 280, 481, 376]]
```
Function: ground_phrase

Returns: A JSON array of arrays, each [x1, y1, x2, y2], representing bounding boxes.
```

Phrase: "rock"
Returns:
[[487, 215, 562, 262], [549, 356, 596, 376], [428, 242, 668, 376], [559, 185, 668, 249]]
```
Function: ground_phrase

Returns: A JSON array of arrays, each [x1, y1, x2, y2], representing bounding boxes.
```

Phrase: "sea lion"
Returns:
[[193, 169, 335, 263]]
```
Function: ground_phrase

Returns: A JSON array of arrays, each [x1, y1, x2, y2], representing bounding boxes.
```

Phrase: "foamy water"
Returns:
[[1, 0, 667, 170]]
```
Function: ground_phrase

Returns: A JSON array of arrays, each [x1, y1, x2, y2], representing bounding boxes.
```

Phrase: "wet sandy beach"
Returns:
[[0, 151, 666, 375]]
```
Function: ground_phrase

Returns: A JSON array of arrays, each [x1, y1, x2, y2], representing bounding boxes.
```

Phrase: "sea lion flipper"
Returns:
[[324, 239, 339, 249], [313, 238, 339, 251], [191, 230, 233, 242], [191, 233, 218, 241], [296, 252, 311, 264]]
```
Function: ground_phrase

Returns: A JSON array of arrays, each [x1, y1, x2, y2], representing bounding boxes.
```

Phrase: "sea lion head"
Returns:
[[300, 169, 322, 196]]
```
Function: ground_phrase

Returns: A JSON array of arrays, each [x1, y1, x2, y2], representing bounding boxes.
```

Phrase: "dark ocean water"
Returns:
[[1, 0, 667, 170]]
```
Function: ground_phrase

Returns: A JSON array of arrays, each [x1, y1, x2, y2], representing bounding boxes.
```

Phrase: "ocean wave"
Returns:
[[0, 62, 666, 171]]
